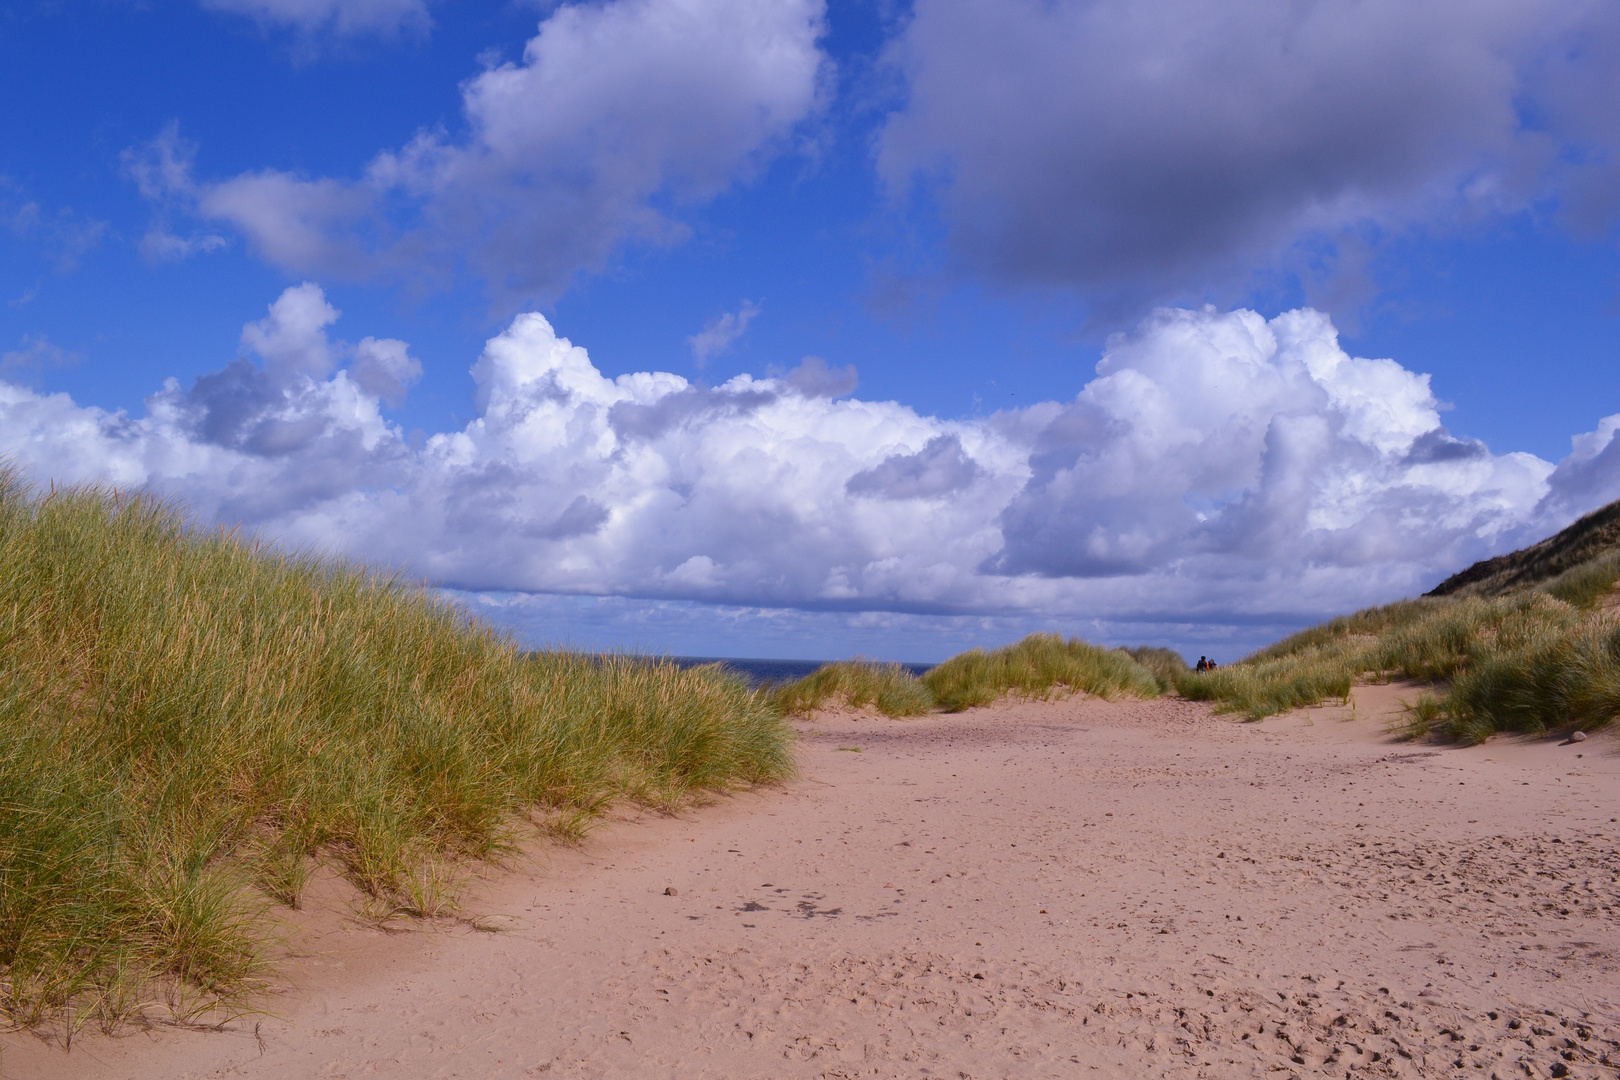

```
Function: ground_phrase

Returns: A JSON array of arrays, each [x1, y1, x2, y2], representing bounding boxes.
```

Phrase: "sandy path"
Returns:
[[7, 688, 1619, 1079]]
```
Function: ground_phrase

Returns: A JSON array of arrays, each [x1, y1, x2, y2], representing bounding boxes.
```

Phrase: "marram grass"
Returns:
[[923, 633, 1164, 711], [1178, 588, 1620, 740], [0, 476, 791, 1031], [770, 633, 1166, 717], [767, 660, 935, 718]]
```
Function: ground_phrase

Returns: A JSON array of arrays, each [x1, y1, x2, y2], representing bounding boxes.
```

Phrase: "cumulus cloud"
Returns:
[[122, 125, 197, 203], [4, 285, 1615, 634], [779, 355, 857, 399], [351, 336, 423, 406], [141, 0, 828, 302], [238, 283, 342, 378], [688, 300, 760, 366], [1539, 416, 1620, 521], [986, 307, 1553, 580], [103, 284, 423, 507], [198, 0, 430, 39], [877, 0, 1616, 308], [847, 434, 982, 500]]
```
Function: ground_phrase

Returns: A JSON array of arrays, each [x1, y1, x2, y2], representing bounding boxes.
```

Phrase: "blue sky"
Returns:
[[3, 0, 1619, 661]]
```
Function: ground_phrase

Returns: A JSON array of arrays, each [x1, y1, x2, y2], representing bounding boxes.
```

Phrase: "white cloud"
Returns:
[[847, 434, 981, 501], [351, 336, 423, 407], [199, 172, 375, 276], [877, 0, 1617, 310], [123, 125, 230, 264], [198, 0, 430, 39], [1540, 416, 1620, 521], [238, 282, 342, 379], [688, 300, 761, 366], [145, 0, 829, 303], [140, 230, 228, 262], [3, 286, 1614, 641], [987, 307, 1555, 585]]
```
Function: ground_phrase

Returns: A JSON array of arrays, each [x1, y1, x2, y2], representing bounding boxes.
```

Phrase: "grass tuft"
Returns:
[[0, 474, 792, 1028], [1395, 694, 1446, 740], [768, 660, 934, 718], [922, 633, 1163, 712], [1118, 646, 1190, 693], [1177, 653, 1354, 720], [1444, 616, 1620, 743], [1541, 550, 1620, 610], [770, 633, 1167, 719]]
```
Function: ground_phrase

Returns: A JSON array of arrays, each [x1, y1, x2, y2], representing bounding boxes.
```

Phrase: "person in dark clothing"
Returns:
[[1196, 656, 1208, 672]]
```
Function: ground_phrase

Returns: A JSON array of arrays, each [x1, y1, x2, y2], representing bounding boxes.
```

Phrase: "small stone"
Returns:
[[664, 886, 678, 896], [1570, 730, 1587, 742]]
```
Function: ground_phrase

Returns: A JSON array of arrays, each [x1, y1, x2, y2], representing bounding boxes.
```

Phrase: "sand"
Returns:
[[6, 685, 1618, 1079]]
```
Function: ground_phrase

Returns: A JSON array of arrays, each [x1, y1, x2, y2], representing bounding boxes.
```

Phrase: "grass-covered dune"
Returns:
[[1177, 581, 1620, 739], [769, 633, 1177, 718], [0, 477, 791, 1030], [1178, 500, 1620, 738]]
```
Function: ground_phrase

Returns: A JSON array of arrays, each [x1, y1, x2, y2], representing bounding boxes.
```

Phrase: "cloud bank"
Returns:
[[3, 285, 1615, 636], [878, 0, 1619, 305]]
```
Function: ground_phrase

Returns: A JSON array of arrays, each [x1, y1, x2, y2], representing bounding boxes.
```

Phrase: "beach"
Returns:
[[9, 686, 1617, 1079]]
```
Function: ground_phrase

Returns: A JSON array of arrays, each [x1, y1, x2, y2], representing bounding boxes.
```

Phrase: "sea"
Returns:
[[666, 657, 934, 687]]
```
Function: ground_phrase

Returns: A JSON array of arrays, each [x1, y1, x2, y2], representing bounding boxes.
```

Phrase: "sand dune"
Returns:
[[8, 686, 1617, 1079]]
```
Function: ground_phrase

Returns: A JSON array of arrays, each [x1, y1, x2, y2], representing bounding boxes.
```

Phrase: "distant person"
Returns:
[[1208, 659, 1218, 670], [1196, 656, 1208, 672]]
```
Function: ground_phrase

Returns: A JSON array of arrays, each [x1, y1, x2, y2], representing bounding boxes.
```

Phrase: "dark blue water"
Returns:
[[667, 656, 934, 687]]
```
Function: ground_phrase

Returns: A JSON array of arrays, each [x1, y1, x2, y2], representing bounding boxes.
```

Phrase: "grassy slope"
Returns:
[[1178, 531, 1620, 738], [1426, 497, 1620, 598], [0, 479, 791, 1029]]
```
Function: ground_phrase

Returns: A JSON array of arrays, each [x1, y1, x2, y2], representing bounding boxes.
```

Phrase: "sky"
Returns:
[[2, 0, 1619, 662]]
